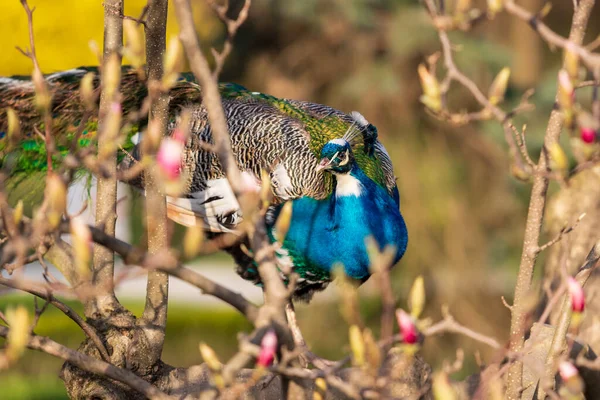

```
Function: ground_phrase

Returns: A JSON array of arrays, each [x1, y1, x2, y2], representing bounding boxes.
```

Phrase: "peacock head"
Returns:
[[317, 139, 355, 175]]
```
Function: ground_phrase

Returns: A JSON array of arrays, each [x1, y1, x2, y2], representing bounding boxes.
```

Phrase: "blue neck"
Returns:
[[276, 164, 408, 281]]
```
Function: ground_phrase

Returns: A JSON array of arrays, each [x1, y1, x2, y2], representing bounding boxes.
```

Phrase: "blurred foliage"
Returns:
[[3, 0, 600, 396]]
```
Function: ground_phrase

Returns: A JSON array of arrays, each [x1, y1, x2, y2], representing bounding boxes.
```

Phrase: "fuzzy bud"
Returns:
[[183, 225, 204, 259], [257, 329, 278, 368], [349, 325, 366, 367], [313, 378, 327, 400], [13, 200, 23, 226], [6, 108, 21, 144], [123, 20, 145, 68], [156, 137, 184, 180], [274, 202, 293, 243], [558, 69, 575, 127], [488, 67, 510, 105], [564, 43, 580, 81], [418, 64, 441, 112], [103, 53, 121, 101], [99, 102, 122, 159], [70, 216, 92, 278], [548, 142, 568, 176], [163, 38, 184, 90], [487, 0, 504, 17], [580, 127, 596, 144], [409, 275, 426, 318], [199, 342, 222, 371], [433, 372, 458, 400], [567, 277, 585, 313], [5, 306, 30, 363], [559, 361, 584, 395], [45, 173, 67, 228], [32, 68, 51, 113], [80, 72, 97, 112], [396, 309, 418, 344]]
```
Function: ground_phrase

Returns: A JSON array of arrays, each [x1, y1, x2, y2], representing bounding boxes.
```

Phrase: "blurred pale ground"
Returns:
[[2, 0, 600, 398]]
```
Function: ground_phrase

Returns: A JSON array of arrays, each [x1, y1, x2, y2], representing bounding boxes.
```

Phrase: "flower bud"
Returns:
[[487, 0, 504, 17], [349, 325, 365, 367], [559, 361, 584, 395], [99, 102, 122, 159], [274, 202, 293, 243], [6, 108, 21, 144], [70, 216, 92, 278], [183, 224, 204, 259], [80, 72, 97, 112], [257, 329, 278, 368], [13, 200, 23, 226], [156, 137, 184, 180], [32, 68, 51, 113], [567, 277, 585, 313], [558, 70, 574, 126], [313, 377, 327, 400], [396, 309, 418, 344], [580, 127, 596, 144], [548, 142, 568, 176], [433, 371, 457, 400], [163, 38, 184, 90], [564, 43, 580, 81], [488, 67, 510, 105], [409, 275, 426, 318], [418, 64, 441, 112], [5, 306, 30, 363], [123, 20, 145, 69], [45, 173, 67, 228], [199, 342, 222, 371], [103, 52, 121, 101]]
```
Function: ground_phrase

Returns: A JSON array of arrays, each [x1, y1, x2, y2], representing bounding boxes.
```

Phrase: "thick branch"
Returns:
[[0, 326, 173, 400], [140, 0, 170, 371], [88, 0, 123, 318], [506, 1, 595, 398]]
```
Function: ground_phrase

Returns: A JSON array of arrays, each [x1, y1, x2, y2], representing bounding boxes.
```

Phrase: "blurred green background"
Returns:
[[2, 0, 600, 398]]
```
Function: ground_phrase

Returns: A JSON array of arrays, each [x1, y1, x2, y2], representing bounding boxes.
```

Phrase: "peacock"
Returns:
[[0, 66, 408, 302]]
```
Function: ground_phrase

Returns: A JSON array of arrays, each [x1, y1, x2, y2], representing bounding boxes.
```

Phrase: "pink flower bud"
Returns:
[[257, 329, 277, 367], [567, 277, 585, 313], [559, 361, 578, 382], [396, 309, 418, 344], [580, 127, 596, 144], [156, 138, 184, 180]]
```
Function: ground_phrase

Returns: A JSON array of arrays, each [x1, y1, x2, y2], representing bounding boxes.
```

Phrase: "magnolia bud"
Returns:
[[257, 329, 278, 367], [558, 70, 574, 127], [183, 225, 204, 259], [99, 102, 122, 159], [567, 277, 585, 313], [433, 372, 458, 400], [13, 200, 23, 226], [156, 137, 184, 180], [564, 43, 580, 81], [396, 309, 418, 344], [363, 328, 381, 371], [349, 325, 365, 367], [163, 38, 184, 90], [123, 20, 144, 69], [548, 142, 568, 176], [80, 72, 97, 112], [409, 275, 426, 318], [418, 64, 441, 112], [274, 202, 293, 243], [70, 216, 92, 278], [488, 67, 510, 105], [487, 0, 504, 17], [32, 68, 51, 113], [6, 108, 20, 144], [45, 173, 67, 228], [103, 53, 121, 101], [199, 342, 222, 371], [5, 306, 30, 362], [313, 378, 327, 400], [559, 361, 584, 395], [580, 127, 596, 144]]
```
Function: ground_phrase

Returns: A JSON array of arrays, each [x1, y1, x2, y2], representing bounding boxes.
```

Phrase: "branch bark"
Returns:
[[506, 2, 595, 398], [139, 0, 171, 372], [87, 0, 123, 319]]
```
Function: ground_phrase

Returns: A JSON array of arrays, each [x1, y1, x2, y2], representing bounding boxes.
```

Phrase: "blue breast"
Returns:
[[279, 168, 408, 281]]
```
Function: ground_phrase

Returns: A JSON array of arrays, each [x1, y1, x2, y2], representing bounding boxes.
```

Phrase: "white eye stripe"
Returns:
[[338, 151, 350, 166]]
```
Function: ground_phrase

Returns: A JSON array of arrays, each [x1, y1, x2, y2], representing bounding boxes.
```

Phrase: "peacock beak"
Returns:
[[316, 158, 331, 172]]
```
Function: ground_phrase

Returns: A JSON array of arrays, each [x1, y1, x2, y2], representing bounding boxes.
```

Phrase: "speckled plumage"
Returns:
[[0, 67, 406, 300]]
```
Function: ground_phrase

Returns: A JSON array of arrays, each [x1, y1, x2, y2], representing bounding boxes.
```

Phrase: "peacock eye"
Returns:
[[219, 212, 240, 228]]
